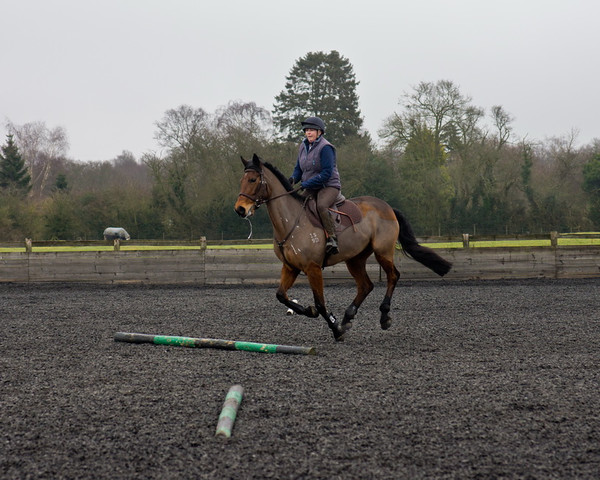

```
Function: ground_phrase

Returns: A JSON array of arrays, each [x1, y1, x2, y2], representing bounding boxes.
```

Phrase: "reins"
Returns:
[[276, 194, 310, 246], [238, 162, 343, 269], [273, 194, 310, 270], [237, 169, 302, 208], [238, 167, 308, 268], [238, 167, 304, 241]]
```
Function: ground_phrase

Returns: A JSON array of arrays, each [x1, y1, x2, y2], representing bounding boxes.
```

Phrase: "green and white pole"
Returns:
[[114, 332, 316, 355], [215, 384, 244, 439]]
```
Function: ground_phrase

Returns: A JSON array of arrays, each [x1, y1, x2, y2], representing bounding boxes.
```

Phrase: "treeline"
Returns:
[[1, 52, 600, 241]]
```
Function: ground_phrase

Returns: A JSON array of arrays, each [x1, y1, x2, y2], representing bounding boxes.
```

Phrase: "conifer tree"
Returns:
[[583, 153, 600, 227], [0, 134, 31, 193], [273, 50, 363, 145]]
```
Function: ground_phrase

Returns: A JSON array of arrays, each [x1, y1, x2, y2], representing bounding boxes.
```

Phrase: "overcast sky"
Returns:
[[1, 0, 598, 162]]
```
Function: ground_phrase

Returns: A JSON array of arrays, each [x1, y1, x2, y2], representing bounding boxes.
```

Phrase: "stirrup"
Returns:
[[326, 237, 339, 255]]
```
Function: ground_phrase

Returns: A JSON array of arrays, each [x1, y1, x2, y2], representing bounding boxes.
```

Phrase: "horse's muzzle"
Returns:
[[235, 205, 252, 218]]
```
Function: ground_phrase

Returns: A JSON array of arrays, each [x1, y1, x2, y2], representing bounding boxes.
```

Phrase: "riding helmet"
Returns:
[[301, 116, 326, 133]]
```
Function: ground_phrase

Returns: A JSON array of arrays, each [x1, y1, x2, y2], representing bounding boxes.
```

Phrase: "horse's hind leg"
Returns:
[[342, 249, 375, 329], [276, 264, 318, 318], [374, 251, 400, 330]]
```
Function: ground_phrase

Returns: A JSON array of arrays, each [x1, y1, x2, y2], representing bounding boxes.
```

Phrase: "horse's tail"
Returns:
[[394, 209, 452, 277]]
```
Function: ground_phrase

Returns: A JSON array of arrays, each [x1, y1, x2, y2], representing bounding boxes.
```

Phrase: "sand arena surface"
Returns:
[[2, 279, 599, 479]]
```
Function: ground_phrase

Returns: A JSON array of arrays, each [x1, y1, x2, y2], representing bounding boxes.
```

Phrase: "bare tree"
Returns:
[[6, 120, 69, 197], [491, 105, 513, 149], [215, 100, 273, 140], [380, 80, 482, 153], [153, 105, 210, 158], [411, 81, 468, 141]]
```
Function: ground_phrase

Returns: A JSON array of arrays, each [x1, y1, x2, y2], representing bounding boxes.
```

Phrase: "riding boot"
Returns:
[[320, 211, 339, 255]]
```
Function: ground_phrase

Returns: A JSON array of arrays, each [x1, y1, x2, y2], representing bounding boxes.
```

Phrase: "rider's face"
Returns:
[[304, 128, 320, 143]]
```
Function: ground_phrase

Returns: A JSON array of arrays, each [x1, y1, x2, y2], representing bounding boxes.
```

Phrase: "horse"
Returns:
[[234, 154, 452, 342]]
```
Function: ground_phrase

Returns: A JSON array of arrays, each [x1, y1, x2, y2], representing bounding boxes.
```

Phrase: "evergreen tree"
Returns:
[[583, 153, 600, 227], [396, 125, 453, 234], [0, 134, 31, 193], [53, 173, 69, 192], [273, 50, 363, 145]]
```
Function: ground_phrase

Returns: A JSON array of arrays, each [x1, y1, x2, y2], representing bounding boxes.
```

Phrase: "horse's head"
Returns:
[[234, 154, 268, 218], [235, 153, 303, 218]]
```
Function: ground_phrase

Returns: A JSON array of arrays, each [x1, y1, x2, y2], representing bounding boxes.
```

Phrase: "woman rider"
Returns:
[[288, 116, 341, 255]]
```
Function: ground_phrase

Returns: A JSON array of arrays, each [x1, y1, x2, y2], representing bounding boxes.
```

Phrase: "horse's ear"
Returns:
[[252, 153, 261, 168], [240, 156, 249, 167]]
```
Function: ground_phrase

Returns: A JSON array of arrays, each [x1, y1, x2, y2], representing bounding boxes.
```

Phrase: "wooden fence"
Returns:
[[1, 233, 599, 284]]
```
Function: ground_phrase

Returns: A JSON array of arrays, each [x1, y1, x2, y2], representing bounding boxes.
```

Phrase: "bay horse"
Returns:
[[234, 154, 452, 342]]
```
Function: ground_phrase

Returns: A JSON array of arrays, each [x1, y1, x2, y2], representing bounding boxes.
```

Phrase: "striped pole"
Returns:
[[114, 332, 316, 355], [215, 385, 244, 438]]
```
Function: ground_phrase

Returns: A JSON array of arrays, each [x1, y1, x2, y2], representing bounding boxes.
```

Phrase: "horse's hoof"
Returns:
[[380, 315, 392, 330], [343, 305, 358, 323], [306, 306, 319, 318], [327, 313, 346, 341], [332, 326, 346, 342]]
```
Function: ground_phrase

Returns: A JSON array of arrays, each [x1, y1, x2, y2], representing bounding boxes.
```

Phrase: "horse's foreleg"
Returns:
[[304, 263, 347, 341], [275, 265, 318, 317], [374, 252, 400, 330], [342, 250, 375, 329]]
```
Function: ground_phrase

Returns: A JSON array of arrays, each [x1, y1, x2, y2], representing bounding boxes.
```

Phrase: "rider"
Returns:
[[288, 116, 341, 255]]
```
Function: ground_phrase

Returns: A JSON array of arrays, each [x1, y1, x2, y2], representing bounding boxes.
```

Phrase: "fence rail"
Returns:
[[1, 237, 599, 284]]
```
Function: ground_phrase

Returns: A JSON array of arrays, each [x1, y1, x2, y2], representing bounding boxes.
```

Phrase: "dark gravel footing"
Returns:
[[2, 279, 599, 479]]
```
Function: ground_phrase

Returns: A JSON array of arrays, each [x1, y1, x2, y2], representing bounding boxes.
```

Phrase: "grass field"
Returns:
[[432, 238, 600, 248], [1, 235, 599, 253]]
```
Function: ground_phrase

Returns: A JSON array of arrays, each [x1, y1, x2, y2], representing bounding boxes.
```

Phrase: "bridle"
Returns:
[[237, 168, 301, 209], [237, 169, 270, 209]]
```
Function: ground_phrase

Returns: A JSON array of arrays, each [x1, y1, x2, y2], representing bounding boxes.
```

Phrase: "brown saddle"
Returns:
[[306, 194, 363, 234]]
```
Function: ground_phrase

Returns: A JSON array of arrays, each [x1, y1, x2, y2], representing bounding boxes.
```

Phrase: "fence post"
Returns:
[[200, 236, 207, 249], [550, 231, 558, 247], [113, 239, 120, 251], [25, 238, 32, 253], [462, 234, 470, 248]]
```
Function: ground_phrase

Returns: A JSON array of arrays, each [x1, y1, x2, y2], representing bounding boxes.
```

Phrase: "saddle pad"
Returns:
[[307, 198, 363, 234]]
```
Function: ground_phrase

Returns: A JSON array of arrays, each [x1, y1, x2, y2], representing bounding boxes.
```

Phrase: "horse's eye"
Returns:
[[249, 178, 257, 183]]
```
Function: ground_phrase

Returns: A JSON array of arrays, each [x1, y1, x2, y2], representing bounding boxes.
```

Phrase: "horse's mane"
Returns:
[[261, 160, 304, 202]]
